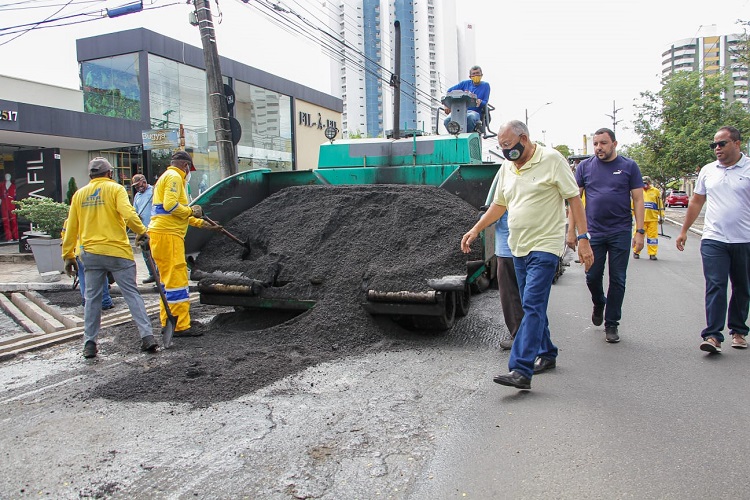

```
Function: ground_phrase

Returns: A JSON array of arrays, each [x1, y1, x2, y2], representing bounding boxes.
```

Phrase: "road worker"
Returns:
[[148, 151, 222, 337]]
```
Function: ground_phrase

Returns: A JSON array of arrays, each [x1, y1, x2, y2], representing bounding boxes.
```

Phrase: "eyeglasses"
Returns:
[[709, 140, 731, 149]]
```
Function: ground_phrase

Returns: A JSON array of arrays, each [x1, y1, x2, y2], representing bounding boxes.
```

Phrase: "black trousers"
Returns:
[[497, 256, 523, 338]]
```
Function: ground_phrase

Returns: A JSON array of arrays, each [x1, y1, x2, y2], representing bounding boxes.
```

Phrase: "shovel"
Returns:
[[203, 215, 252, 260], [141, 243, 177, 348]]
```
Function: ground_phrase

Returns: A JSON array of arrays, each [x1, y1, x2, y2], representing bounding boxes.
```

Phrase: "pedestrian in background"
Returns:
[[633, 176, 663, 260], [131, 173, 156, 284], [495, 211, 523, 351], [148, 151, 222, 338], [572, 128, 645, 344], [462, 120, 593, 390], [61, 158, 156, 358], [676, 126, 750, 353]]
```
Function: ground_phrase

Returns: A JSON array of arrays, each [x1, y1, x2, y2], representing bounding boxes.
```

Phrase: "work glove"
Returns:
[[204, 222, 223, 232], [135, 232, 150, 248], [191, 205, 204, 218], [64, 258, 78, 278]]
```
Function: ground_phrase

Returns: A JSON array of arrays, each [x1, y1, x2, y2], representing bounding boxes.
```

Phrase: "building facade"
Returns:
[[325, 0, 471, 138], [0, 28, 342, 240], [662, 27, 749, 105]]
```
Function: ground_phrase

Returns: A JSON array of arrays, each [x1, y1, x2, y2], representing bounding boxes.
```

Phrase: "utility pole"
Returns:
[[391, 20, 401, 140], [193, 0, 235, 178], [605, 100, 623, 134]]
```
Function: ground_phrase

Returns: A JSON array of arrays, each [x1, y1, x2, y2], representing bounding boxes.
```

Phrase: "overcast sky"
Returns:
[[2, 0, 749, 150]]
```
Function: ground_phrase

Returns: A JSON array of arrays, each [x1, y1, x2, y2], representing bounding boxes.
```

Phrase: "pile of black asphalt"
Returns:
[[49, 185, 483, 407]]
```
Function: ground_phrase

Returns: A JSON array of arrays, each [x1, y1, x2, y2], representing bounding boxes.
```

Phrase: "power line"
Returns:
[[243, 0, 442, 113], [0, 1, 182, 40], [0, 0, 102, 11], [0, 0, 73, 46]]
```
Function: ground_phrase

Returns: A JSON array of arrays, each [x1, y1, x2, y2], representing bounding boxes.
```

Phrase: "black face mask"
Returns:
[[502, 141, 525, 161]]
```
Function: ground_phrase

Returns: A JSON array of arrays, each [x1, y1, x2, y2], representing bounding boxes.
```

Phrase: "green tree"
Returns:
[[64, 177, 77, 205], [633, 70, 750, 187], [553, 144, 573, 159]]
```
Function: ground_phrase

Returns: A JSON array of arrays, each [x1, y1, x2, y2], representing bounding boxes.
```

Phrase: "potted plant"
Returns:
[[13, 197, 69, 276]]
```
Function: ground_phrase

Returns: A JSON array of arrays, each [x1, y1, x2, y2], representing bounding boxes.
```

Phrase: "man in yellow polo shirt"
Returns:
[[148, 151, 221, 340], [461, 120, 593, 390], [62, 157, 156, 359]]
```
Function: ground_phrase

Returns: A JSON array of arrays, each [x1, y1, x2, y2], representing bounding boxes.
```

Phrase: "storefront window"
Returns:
[[148, 55, 210, 199], [81, 54, 141, 119], [148, 54, 208, 135], [234, 81, 292, 172]]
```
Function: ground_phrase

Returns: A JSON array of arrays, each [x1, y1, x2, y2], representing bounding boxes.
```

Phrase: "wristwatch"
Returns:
[[577, 232, 591, 240], [636, 228, 645, 235]]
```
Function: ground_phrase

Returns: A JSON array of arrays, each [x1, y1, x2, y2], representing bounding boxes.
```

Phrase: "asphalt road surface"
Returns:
[[414, 224, 748, 499], [1, 222, 745, 499]]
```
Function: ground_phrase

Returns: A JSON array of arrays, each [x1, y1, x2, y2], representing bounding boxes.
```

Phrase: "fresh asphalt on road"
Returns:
[[413, 223, 747, 499]]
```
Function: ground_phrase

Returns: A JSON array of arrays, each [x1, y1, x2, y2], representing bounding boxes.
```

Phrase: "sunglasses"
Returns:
[[709, 140, 732, 149]]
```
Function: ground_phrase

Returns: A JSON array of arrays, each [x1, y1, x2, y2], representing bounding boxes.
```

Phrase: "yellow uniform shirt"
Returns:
[[642, 186, 663, 222], [493, 145, 580, 257], [62, 177, 146, 261], [148, 166, 205, 236]]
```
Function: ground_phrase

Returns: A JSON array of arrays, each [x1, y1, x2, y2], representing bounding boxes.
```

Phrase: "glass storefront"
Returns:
[[91, 147, 143, 200], [148, 54, 211, 199], [81, 53, 141, 120], [147, 56, 293, 197], [234, 81, 293, 172]]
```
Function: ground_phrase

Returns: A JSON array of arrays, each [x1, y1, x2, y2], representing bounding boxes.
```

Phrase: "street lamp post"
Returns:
[[525, 101, 553, 126]]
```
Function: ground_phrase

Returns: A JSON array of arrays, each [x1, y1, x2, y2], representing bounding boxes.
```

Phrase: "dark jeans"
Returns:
[[509, 251, 559, 379], [585, 230, 631, 328], [700, 239, 750, 342]]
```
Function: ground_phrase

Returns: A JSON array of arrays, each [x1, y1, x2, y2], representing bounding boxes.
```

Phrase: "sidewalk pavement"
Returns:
[[0, 240, 157, 293]]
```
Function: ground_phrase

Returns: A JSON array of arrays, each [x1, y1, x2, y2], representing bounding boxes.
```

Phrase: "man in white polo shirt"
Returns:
[[677, 126, 750, 353]]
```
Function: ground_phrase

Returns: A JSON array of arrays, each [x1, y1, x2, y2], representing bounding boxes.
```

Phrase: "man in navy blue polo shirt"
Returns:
[[572, 128, 645, 344]]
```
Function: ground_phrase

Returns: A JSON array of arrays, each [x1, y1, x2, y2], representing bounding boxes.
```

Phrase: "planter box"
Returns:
[[27, 236, 65, 274]]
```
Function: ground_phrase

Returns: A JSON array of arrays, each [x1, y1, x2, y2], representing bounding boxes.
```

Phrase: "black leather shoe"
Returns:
[[605, 326, 620, 343], [533, 356, 556, 374], [140, 335, 158, 353], [592, 304, 604, 326], [633, 252, 640, 259], [649, 255, 658, 261], [83, 340, 98, 359], [493, 370, 531, 389], [499, 337, 514, 351], [142, 276, 156, 284]]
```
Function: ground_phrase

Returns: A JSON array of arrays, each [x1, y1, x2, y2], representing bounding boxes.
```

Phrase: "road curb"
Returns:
[[664, 217, 703, 236]]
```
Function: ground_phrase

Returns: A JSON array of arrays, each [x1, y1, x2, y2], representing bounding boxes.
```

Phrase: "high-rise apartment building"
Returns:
[[324, 0, 470, 138], [661, 26, 748, 105]]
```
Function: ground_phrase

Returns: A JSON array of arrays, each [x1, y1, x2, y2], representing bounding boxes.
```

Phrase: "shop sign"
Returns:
[[142, 129, 179, 150], [0, 102, 19, 130], [13, 148, 62, 202], [1, 110, 18, 122], [299, 111, 337, 131]]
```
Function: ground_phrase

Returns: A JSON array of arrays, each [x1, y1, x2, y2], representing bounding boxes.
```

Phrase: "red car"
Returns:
[[666, 190, 689, 208]]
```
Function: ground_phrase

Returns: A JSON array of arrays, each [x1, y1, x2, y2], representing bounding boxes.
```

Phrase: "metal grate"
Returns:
[[470, 137, 482, 161]]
